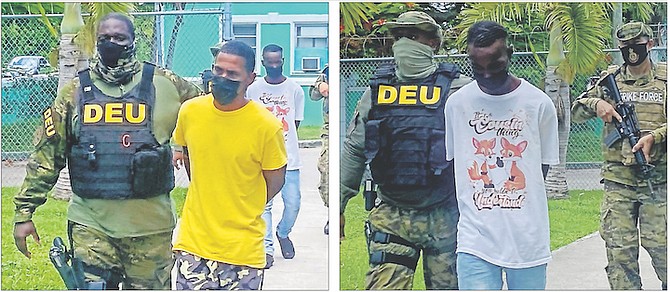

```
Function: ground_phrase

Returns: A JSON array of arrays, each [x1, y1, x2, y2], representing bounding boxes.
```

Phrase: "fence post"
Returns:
[[222, 3, 233, 41]]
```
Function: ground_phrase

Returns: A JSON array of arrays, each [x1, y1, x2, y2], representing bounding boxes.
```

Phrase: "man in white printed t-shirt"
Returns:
[[247, 44, 305, 268], [444, 21, 559, 290]]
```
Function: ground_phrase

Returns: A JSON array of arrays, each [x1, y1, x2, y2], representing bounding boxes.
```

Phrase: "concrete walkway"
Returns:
[[546, 231, 663, 290], [171, 146, 329, 290]]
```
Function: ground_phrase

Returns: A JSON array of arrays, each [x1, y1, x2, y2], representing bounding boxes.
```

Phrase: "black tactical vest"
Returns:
[[68, 63, 175, 199], [364, 62, 459, 190]]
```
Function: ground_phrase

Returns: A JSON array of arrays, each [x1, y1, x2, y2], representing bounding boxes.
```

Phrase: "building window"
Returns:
[[296, 23, 327, 48], [233, 23, 257, 50]]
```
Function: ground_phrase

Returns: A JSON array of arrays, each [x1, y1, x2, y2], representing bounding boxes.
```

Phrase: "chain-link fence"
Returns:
[[1, 9, 229, 188], [340, 47, 667, 190]]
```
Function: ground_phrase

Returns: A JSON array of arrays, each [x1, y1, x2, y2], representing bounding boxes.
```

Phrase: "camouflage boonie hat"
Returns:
[[210, 41, 227, 57], [385, 11, 443, 41], [616, 22, 653, 42]]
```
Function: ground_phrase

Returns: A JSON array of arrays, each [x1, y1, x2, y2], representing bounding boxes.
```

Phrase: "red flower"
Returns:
[[377, 18, 386, 26]]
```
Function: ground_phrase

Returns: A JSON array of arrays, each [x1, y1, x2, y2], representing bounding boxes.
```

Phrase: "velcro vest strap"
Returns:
[[369, 63, 396, 89], [371, 230, 417, 250], [78, 69, 95, 102], [139, 62, 155, 99], [369, 251, 419, 270]]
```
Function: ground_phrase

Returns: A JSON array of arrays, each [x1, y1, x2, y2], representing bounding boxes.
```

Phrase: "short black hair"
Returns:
[[99, 13, 135, 41], [467, 21, 508, 48], [262, 44, 283, 57], [218, 40, 256, 73]]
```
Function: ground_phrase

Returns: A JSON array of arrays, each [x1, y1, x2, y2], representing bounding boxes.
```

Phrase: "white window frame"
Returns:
[[233, 14, 327, 77]]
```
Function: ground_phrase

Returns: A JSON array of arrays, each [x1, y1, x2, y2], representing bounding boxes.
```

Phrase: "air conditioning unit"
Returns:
[[301, 57, 320, 72]]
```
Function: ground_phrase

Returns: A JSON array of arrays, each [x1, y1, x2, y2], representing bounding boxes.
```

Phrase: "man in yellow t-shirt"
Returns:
[[172, 40, 287, 290]]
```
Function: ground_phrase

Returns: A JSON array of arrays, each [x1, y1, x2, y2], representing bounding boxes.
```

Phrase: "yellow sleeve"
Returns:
[[261, 128, 288, 170]]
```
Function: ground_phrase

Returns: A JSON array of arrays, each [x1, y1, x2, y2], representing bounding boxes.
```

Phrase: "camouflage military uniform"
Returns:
[[309, 71, 329, 207], [175, 251, 264, 290], [341, 75, 471, 289], [14, 61, 202, 288], [571, 23, 666, 290]]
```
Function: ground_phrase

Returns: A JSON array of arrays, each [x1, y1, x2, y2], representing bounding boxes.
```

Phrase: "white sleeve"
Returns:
[[445, 98, 455, 161], [540, 97, 560, 165], [294, 83, 305, 121]]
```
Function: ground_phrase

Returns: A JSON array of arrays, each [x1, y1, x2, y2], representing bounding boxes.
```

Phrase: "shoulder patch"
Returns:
[[42, 107, 57, 138]]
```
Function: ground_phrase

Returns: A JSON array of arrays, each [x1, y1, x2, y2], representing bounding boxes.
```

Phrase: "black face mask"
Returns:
[[264, 65, 283, 78], [620, 43, 649, 66], [473, 68, 509, 92], [97, 39, 134, 67], [211, 75, 240, 105]]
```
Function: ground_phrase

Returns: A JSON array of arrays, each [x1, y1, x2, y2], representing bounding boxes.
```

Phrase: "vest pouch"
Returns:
[[68, 144, 98, 197], [131, 144, 174, 198], [364, 120, 384, 164], [649, 142, 666, 163], [428, 128, 448, 175], [620, 141, 637, 166]]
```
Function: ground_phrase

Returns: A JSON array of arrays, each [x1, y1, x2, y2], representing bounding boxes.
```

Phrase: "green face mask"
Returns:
[[392, 37, 437, 80]]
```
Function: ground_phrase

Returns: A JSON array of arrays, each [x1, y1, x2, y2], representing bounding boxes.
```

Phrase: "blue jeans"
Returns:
[[456, 252, 547, 290], [261, 169, 301, 254]]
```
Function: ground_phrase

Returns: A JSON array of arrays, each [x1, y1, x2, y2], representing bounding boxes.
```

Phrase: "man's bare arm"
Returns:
[[263, 165, 286, 202]]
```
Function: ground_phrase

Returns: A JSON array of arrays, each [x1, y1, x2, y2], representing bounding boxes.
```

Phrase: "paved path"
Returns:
[[171, 146, 329, 290], [546, 231, 663, 290]]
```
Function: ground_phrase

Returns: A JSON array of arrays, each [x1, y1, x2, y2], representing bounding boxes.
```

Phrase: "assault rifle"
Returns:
[[49, 237, 86, 290], [600, 68, 656, 194]]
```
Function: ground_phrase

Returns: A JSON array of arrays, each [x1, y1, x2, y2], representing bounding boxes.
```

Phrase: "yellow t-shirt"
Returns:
[[172, 95, 287, 268]]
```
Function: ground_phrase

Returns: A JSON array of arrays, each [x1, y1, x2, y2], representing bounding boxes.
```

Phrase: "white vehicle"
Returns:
[[5, 56, 52, 77]]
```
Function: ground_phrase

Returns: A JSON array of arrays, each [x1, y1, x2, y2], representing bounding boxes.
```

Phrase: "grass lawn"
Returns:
[[297, 125, 322, 140], [340, 190, 603, 290], [2, 186, 602, 290], [1, 187, 189, 290]]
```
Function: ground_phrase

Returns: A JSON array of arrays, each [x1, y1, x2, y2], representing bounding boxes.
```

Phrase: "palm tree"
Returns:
[[455, 3, 612, 198]]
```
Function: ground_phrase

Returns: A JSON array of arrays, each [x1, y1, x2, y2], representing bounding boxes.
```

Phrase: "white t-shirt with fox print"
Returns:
[[445, 78, 559, 268]]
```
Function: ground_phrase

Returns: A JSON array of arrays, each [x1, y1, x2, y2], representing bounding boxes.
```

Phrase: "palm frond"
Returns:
[[454, 3, 526, 50], [623, 3, 653, 23], [547, 3, 610, 83], [340, 3, 379, 35]]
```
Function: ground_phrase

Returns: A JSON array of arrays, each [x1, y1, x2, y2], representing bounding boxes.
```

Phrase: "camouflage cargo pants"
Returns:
[[174, 250, 264, 290], [600, 181, 667, 290], [317, 129, 328, 207], [365, 201, 459, 290], [70, 222, 173, 289]]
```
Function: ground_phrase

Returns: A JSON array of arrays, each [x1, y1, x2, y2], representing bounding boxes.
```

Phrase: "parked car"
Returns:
[[4, 56, 53, 77]]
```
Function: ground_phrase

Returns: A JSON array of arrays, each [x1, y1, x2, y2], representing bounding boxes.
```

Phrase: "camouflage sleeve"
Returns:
[[571, 69, 615, 124], [340, 88, 371, 214], [309, 74, 327, 101], [13, 80, 75, 223], [651, 124, 667, 144], [652, 93, 668, 144], [158, 67, 203, 103], [449, 75, 473, 95], [157, 67, 202, 151]]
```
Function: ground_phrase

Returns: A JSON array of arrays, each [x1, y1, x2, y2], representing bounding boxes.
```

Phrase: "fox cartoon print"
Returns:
[[500, 137, 527, 191], [468, 137, 502, 189]]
